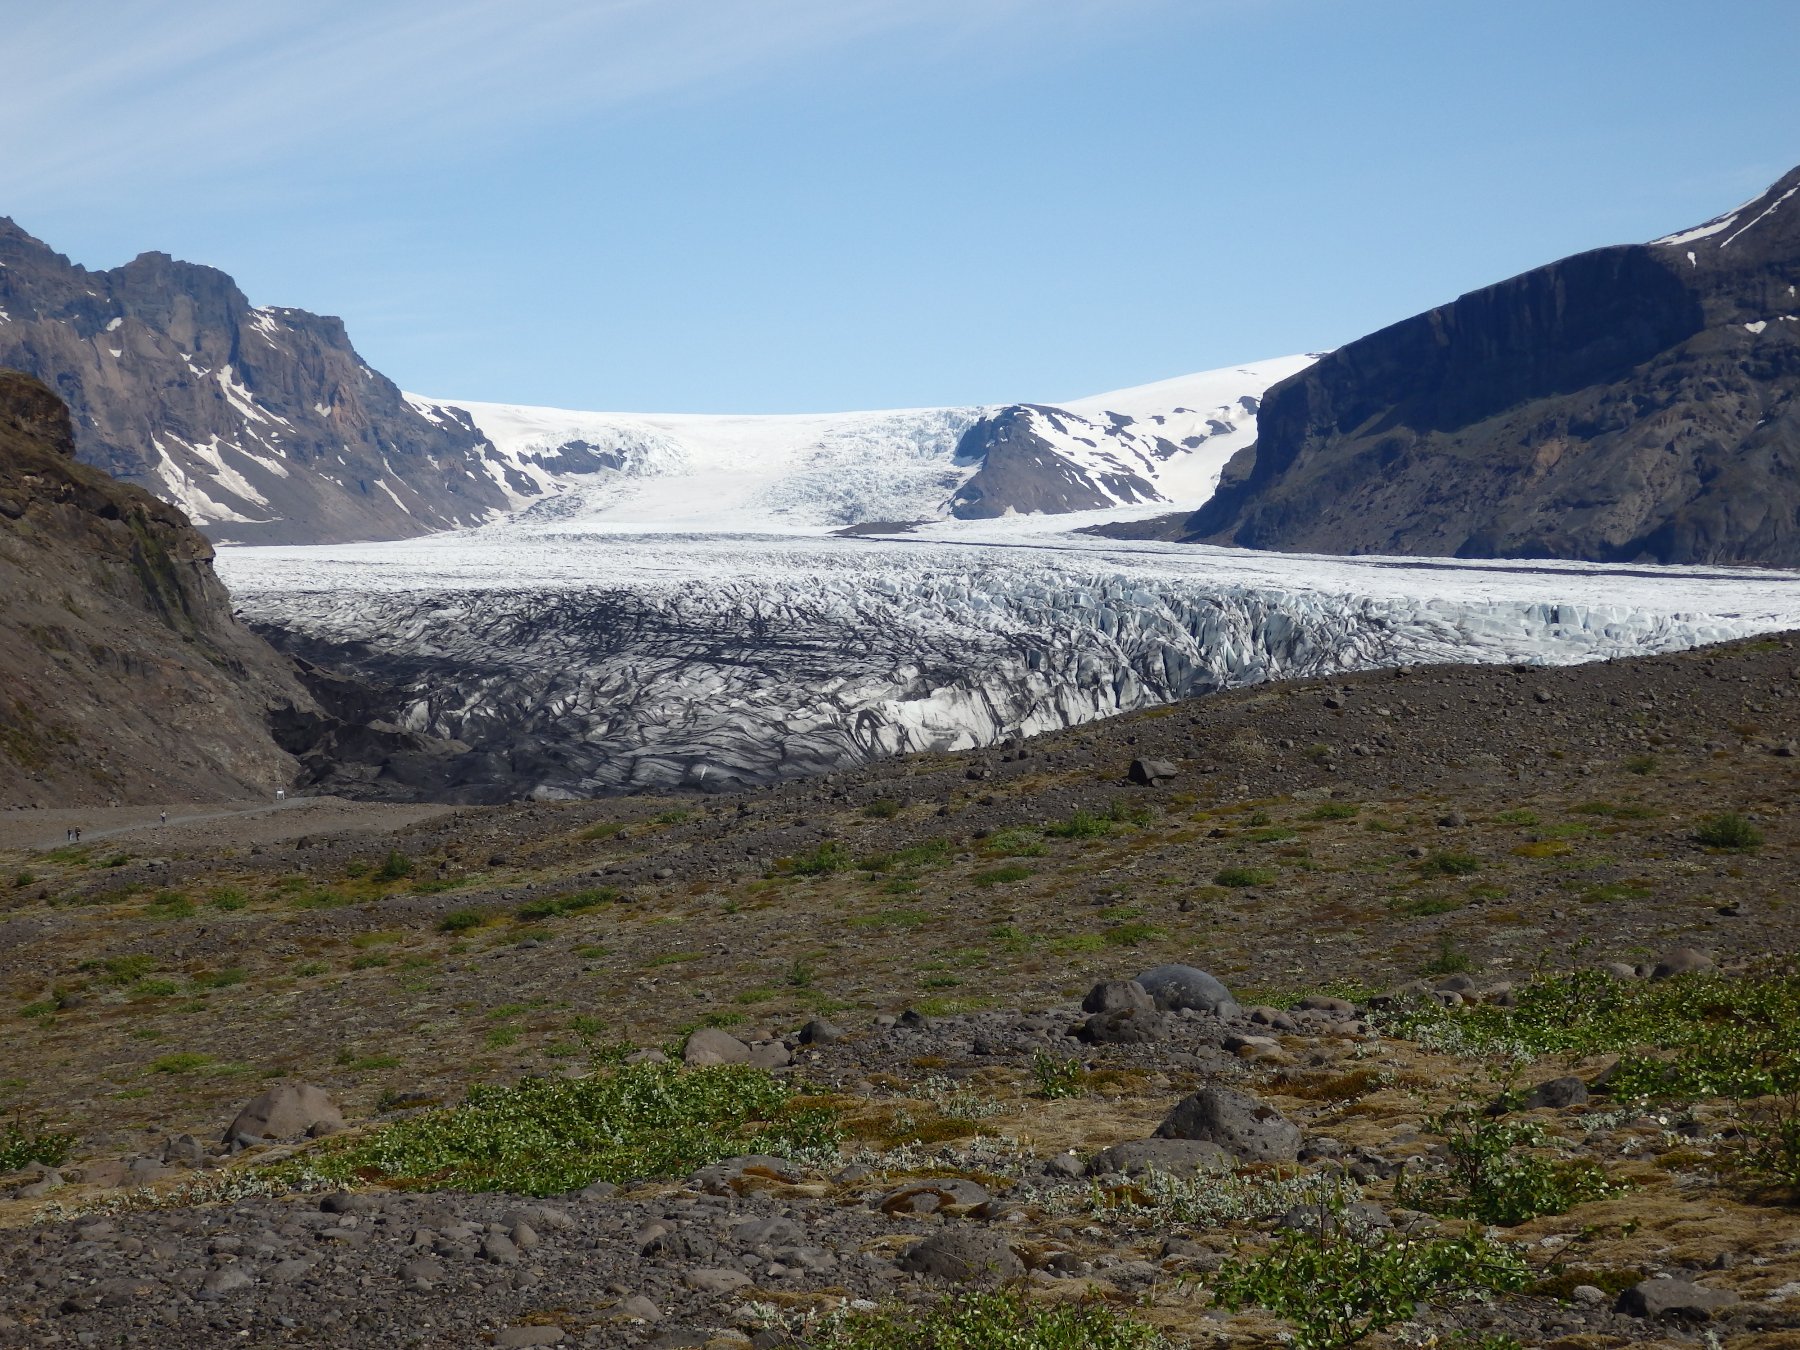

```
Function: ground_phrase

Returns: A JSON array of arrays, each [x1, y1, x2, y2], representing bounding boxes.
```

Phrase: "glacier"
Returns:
[[220, 518, 1800, 799]]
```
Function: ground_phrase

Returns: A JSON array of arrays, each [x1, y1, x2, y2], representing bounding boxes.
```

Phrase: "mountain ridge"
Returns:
[[1178, 164, 1800, 565]]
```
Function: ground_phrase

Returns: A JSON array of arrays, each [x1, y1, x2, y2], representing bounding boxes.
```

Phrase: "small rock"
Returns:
[[1518, 1076, 1590, 1110], [797, 1018, 843, 1045], [683, 1267, 752, 1294], [1570, 1284, 1607, 1306], [195, 1267, 253, 1301], [494, 1329, 565, 1348], [619, 1295, 661, 1321], [896, 1230, 1024, 1285]]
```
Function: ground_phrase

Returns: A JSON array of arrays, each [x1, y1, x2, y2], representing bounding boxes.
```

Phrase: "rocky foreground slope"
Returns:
[[0, 372, 313, 806], [1180, 164, 1800, 565], [1, 632, 1797, 1346]]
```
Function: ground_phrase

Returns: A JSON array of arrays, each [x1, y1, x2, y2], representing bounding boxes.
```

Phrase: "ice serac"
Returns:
[[1188, 164, 1800, 565], [220, 531, 1800, 802], [0, 372, 314, 806], [0, 219, 507, 545]]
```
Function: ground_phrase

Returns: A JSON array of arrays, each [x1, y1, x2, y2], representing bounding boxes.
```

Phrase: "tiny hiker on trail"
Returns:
[[159, 811, 167, 825]]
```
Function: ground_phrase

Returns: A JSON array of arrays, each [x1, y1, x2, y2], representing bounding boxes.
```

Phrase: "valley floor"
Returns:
[[2, 634, 1798, 1347]]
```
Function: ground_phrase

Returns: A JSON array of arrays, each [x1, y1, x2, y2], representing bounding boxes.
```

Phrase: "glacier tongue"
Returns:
[[220, 530, 1800, 798]]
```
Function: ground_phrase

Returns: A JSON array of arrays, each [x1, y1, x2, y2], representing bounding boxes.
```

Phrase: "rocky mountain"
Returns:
[[0, 371, 315, 806], [1182, 165, 1800, 564], [0, 219, 509, 545]]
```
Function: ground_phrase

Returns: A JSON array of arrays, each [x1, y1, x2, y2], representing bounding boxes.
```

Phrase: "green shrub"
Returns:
[[858, 838, 953, 874], [1106, 798, 1155, 826], [145, 891, 195, 919], [0, 1116, 75, 1171], [1102, 921, 1166, 946], [190, 967, 246, 990], [150, 1052, 213, 1074], [654, 808, 692, 825], [373, 850, 413, 882], [863, 798, 902, 819], [1494, 809, 1540, 826], [1214, 866, 1276, 888], [1694, 812, 1763, 850], [1305, 803, 1360, 821], [785, 841, 854, 876], [210, 888, 249, 911], [1384, 969, 1800, 1101], [1418, 852, 1482, 877], [1740, 1087, 1800, 1191], [972, 864, 1031, 888], [274, 1061, 839, 1196], [1401, 1110, 1623, 1226], [982, 829, 1045, 857], [1046, 810, 1111, 839], [1030, 1051, 1087, 1099], [1212, 1226, 1530, 1350], [439, 909, 487, 933], [12, 869, 35, 888], [515, 887, 617, 921], [813, 1291, 1165, 1350]]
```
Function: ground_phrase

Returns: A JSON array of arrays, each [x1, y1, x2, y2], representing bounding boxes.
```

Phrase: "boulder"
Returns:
[[1128, 758, 1180, 786], [1615, 1278, 1738, 1320], [1155, 1086, 1301, 1162], [896, 1229, 1024, 1285], [1081, 979, 1154, 1015], [222, 1082, 345, 1144], [1089, 1138, 1229, 1177], [1519, 1076, 1590, 1110], [682, 1028, 751, 1066], [1651, 948, 1715, 980], [797, 1017, 843, 1045], [1135, 964, 1239, 1016], [1078, 1006, 1169, 1045]]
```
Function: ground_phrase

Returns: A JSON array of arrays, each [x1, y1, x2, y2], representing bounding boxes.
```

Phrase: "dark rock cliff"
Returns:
[[0, 220, 510, 544], [0, 371, 323, 806], [1187, 165, 1800, 564]]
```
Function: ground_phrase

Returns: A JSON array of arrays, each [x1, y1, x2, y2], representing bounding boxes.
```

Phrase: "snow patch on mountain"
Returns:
[[406, 355, 1314, 534]]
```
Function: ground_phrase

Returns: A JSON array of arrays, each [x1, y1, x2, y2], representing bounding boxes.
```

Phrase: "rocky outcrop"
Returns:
[[949, 405, 1166, 517], [0, 371, 315, 806], [0, 219, 510, 544], [1187, 164, 1800, 565]]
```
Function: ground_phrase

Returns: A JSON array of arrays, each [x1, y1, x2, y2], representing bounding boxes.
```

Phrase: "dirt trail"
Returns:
[[0, 796, 459, 853]]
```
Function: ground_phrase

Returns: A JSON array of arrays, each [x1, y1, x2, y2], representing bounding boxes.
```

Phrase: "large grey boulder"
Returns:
[[1136, 964, 1240, 1016], [222, 1082, 345, 1144], [1089, 1138, 1230, 1177], [1615, 1278, 1738, 1319], [1155, 1086, 1301, 1162], [1078, 1006, 1170, 1045], [1082, 979, 1154, 1014], [1650, 947, 1715, 980], [682, 1028, 751, 1066], [896, 1229, 1024, 1285]]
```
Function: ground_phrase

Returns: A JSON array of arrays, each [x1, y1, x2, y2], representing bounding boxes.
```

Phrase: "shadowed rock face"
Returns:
[[1187, 164, 1800, 565], [0, 372, 314, 806], [0, 219, 508, 544]]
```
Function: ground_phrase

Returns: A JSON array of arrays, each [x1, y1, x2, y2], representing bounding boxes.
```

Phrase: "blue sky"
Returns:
[[5, 0, 1796, 412]]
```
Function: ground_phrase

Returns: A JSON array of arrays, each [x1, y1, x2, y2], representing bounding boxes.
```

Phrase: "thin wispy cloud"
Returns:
[[2, 0, 1158, 204]]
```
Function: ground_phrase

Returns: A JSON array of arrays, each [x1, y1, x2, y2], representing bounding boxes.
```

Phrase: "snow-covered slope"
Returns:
[[221, 528, 1800, 799], [405, 355, 1314, 533]]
